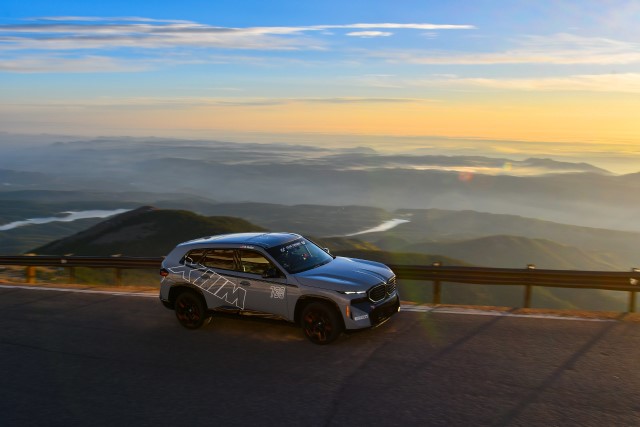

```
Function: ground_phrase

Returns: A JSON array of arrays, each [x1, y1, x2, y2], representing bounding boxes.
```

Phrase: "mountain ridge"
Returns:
[[32, 207, 266, 256]]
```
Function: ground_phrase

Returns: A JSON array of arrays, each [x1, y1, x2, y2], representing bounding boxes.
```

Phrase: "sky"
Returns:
[[1, 0, 639, 172]]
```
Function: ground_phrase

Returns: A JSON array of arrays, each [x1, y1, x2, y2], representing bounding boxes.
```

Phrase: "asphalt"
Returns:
[[1, 286, 639, 426]]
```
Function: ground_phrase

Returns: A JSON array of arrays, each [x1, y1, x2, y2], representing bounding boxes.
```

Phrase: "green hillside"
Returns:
[[1, 219, 108, 255], [0, 200, 145, 254], [32, 206, 266, 256]]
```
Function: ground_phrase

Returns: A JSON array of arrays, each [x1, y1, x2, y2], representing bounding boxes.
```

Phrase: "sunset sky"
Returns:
[[1, 1, 639, 171]]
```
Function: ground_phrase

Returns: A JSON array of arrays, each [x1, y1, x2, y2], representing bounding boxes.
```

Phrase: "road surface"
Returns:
[[1, 286, 639, 426]]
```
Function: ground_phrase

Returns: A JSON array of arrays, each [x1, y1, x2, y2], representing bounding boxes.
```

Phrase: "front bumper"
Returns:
[[368, 294, 401, 326], [344, 293, 400, 330]]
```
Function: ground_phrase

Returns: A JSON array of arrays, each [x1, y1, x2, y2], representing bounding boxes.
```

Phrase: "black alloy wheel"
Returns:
[[175, 291, 210, 329], [301, 302, 342, 345]]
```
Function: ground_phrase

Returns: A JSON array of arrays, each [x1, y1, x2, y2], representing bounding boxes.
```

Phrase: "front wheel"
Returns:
[[300, 302, 343, 345], [175, 291, 211, 329]]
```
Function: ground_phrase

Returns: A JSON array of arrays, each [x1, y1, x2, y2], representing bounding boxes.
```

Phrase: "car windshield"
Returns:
[[266, 237, 333, 274]]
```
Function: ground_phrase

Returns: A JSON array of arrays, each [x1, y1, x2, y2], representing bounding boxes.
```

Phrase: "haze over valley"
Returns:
[[1, 135, 638, 233]]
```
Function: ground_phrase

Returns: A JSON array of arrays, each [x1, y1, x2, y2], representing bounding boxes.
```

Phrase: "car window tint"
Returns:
[[200, 249, 236, 271], [181, 249, 206, 266], [239, 249, 272, 275]]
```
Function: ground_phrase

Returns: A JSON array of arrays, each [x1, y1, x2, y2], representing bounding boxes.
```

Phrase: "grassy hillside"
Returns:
[[1, 219, 107, 255], [32, 206, 266, 256]]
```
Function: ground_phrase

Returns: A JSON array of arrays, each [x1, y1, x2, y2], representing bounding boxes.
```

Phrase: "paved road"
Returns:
[[1, 286, 639, 426]]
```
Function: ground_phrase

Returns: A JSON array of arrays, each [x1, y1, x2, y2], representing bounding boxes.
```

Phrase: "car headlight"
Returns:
[[337, 290, 367, 295]]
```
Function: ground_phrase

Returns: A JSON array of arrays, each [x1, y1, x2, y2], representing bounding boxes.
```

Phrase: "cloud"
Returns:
[[346, 31, 393, 38], [6, 96, 427, 109], [0, 17, 475, 73], [376, 33, 640, 65], [355, 70, 640, 94], [323, 23, 474, 30], [29, 16, 195, 24], [0, 23, 313, 51], [436, 73, 640, 94], [0, 55, 147, 73], [0, 17, 473, 53]]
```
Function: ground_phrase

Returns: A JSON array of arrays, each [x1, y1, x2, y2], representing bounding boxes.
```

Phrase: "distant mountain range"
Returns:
[[30, 208, 628, 271], [1, 137, 638, 231], [1, 192, 636, 271]]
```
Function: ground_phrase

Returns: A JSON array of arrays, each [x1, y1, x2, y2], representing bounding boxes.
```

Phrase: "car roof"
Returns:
[[178, 232, 302, 249]]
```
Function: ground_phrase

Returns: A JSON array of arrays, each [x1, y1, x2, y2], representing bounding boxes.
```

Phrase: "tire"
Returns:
[[174, 291, 211, 329], [300, 302, 343, 345]]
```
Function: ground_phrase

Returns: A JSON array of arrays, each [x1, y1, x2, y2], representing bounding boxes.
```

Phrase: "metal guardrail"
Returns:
[[0, 255, 161, 269], [0, 255, 162, 287], [1, 256, 639, 312], [388, 264, 640, 312]]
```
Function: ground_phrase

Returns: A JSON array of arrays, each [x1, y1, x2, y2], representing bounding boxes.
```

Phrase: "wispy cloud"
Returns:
[[322, 23, 474, 30], [5, 96, 427, 109], [0, 17, 474, 73], [29, 16, 194, 24], [376, 33, 640, 65], [0, 55, 147, 73], [358, 71, 640, 94], [346, 31, 392, 38], [447, 73, 640, 93], [0, 17, 473, 52]]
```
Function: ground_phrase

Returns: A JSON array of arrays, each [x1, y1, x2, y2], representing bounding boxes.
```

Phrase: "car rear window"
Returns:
[[180, 249, 206, 266]]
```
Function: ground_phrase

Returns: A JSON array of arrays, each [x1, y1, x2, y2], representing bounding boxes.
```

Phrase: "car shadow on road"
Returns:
[[495, 313, 627, 426]]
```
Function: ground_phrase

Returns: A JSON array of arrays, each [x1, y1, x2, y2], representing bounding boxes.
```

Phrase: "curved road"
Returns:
[[1, 286, 639, 426]]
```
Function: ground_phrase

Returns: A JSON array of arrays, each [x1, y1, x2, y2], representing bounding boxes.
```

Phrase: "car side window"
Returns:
[[200, 249, 236, 271], [238, 249, 273, 275], [180, 249, 206, 266]]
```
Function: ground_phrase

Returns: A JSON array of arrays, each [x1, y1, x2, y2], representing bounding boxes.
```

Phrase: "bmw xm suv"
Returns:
[[159, 232, 400, 344]]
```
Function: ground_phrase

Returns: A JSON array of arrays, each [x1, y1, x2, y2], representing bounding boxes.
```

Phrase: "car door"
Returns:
[[234, 249, 289, 318], [196, 248, 247, 310]]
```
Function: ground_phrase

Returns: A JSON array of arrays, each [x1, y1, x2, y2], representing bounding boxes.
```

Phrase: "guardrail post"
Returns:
[[431, 261, 442, 304], [524, 264, 536, 308], [630, 269, 639, 313], [115, 268, 122, 286], [25, 266, 36, 284], [523, 285, 532, 308], [433, 280, 441, 305]]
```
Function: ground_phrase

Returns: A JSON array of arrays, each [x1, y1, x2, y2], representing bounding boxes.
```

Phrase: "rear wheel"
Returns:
[[175, 291, 210, 329], [300, 302, 343, 345]]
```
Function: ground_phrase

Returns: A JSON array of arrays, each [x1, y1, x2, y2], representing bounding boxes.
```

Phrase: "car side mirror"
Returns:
[[262, 267, 280, 279]]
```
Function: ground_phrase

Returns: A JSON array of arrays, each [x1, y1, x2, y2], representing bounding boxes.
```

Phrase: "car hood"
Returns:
[[293, 256, 393, 292]]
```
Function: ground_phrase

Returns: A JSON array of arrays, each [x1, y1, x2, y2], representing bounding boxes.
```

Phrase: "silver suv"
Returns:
[[159, 232, 400, 344]]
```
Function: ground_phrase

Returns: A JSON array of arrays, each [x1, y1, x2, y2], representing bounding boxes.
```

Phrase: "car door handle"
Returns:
[[239, 281, 251, 286]]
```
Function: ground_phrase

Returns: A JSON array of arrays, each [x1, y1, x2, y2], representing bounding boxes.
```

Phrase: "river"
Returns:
[[0, 209, 131, 231]]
